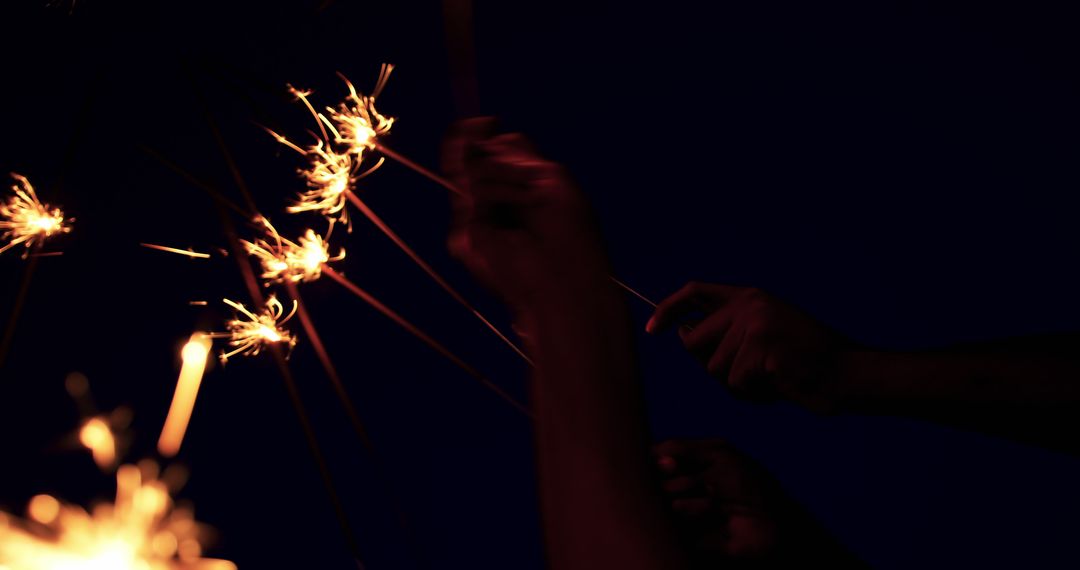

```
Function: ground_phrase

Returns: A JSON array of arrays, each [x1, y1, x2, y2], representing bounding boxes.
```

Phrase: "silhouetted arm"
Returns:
[[444, 119, 688, 570], [650, 282, 1080, 452], [836, 337, 1080, 451]]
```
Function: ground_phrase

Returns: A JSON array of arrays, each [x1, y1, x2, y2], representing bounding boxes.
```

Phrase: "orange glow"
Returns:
[[157, 334, 212, 458], [0, 173, 71, 257], [27, 495, 61, 525], [80, 417, 118, 470], [210, 297, 298, 363], [0, 463, 235, 570], [241, 216, 344, 284]]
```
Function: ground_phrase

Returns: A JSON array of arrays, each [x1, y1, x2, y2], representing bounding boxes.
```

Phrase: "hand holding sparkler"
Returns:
[[441, 118, 613, 313]]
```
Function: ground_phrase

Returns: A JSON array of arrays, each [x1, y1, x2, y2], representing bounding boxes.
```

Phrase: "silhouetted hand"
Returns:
[[441, 118, 610, 313], [655, 439, 862, 568], [647, 282, 846, 411]]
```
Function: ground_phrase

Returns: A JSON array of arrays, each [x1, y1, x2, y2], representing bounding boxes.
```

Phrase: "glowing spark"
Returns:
[[188, 301, 208, 306], [326, 65, 396, 157], [210, 297, 298, 363], [0, 462, 236, 570], [158, 334, 212, 458], [80, 416, 118, 470], [0, 173, 71, 257], [241, 217, 344, 285], [268, 66, 394, 229], [286, 141, 356, 227], [140, 243, 211, 259]]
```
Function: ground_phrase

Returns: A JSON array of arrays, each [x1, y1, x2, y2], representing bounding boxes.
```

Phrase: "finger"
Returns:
[[441, 117, 499, 189], [678, 309, 735, 362], [661, 476, 702, 495], [483, 132, 540, 156], [647, 282, 740, 335], [728, 341, 772, 400], [705, 324, 746, 381], [671, 497, 713, 517], [654, 439, 730, 475]]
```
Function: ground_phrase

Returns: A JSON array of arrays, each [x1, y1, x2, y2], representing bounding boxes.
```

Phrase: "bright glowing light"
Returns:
[[0, 173, 71, 257], [242, 217, 344, 285], [0, 463, 236, 570], [211, 297, 298, 363], [325, 65, 396, 157], [267, 66, 394, 229], [158, 334, 212, 458], [80, 417, 118, 470]]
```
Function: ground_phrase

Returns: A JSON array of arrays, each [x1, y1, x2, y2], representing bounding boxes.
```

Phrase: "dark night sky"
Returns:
[[2, 1, 1080, 568]]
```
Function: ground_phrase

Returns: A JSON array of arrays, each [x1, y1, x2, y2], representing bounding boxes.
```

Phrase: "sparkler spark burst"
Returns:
[[0, 462, 235, 570], [212, 296, 298, 363], [284, 140, 356, 227], [242, 217, 344, 285], [0, 173, 71, 257], [326, 64, 396, 157], [267, 65, 394, 228]]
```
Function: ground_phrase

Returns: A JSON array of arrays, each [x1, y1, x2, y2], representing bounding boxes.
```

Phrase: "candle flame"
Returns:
[[0, 462, 235, 570], [241, 217, 344, 285], [0, 173, 72, 257], [212, 297, 298, 363]]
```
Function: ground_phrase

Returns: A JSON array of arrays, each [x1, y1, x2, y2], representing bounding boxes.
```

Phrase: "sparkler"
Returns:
[[0, 462, 235, 570], [241, 216, 344, 284], [158, 334, 213, 457], [0, 173, 71, 257], [322, 266, 529, 416], [270, 68, 530, 364], [79, 416, 118, 471], [209, 297, 298, 363]]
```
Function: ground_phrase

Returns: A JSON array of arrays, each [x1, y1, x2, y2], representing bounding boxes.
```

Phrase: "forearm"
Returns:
[[520, 276, 687, 570], [834, 346, 1080, 450]]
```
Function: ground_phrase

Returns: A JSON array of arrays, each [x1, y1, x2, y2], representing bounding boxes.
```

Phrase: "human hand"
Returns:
[[442, 118, 610, 313], [647, 282, 846, 411], [655, 438, 860, 567]]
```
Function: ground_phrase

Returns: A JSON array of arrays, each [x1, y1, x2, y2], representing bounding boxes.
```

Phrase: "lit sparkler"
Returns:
[[325, 65, 396, 158], [0, 173, 71, 257], [0, 461, 235, 570], [241, 216, 344, 285], [158, 334, 212, 458], [210, 296, 298, 363], [79, 416, 118, 471]]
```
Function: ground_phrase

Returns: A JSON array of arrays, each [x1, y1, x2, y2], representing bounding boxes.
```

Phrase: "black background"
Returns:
[[2, 0, 1080, 568]]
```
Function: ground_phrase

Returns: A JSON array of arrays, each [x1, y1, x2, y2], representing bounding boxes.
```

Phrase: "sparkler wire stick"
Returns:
[[372, 141, 464, 197], [609, 276, 659, 308], [364, 146, 664, 310], [212, 192, 364, 563], [284, 282, 431, 567], [322, 265, 531, 417], [187, 74, 363, 557], [343, 189, 532, 365], [0, 247, 40, 375], [284, 281, 376, 450]]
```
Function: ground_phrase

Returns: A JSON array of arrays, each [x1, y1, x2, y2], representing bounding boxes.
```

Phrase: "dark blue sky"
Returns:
[[2, 1, 1079, 568]]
